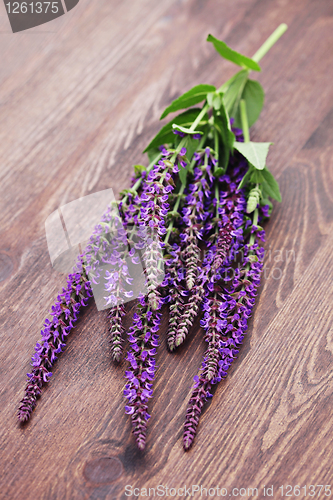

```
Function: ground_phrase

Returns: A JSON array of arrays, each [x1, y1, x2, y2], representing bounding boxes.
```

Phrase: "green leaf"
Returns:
[[178, 136, 200, 185], [261, 167, 281, 202], [184, 135, 199, 164], [237, 166, 253, 190], [133, 164, 146, 178], [250, 169, 265, 184], [167, 210, 181, 219], [179, 164, 188, 185], [214, 167, 224, 177], [119, 188, 138, 197], [143, 108, 207, 153], [207, 34, 261, 71], [147, 148, 160, 164], [228, 130, 235, 150], [172, 124, 203, 135], [208, 91, 226, 112], [213, 93, 222, 110], [219, 70, 246, 93], [207, 92, 214, 107], [260, 196, 273, 213], [222, 70, 248, 116], [160, 84, 215, 119], [233, 141, 272, 170], [233, 79, 265, 128]]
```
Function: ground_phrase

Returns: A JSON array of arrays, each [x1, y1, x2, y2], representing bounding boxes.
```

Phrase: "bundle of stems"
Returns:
[[18, 25, 286, 451]]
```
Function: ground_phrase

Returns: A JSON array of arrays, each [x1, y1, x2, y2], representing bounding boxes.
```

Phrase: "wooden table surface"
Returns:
[[1, 0, 333, 498]]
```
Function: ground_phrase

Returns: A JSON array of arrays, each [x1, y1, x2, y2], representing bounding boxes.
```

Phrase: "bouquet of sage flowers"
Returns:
[[18, 24, 286, 451]]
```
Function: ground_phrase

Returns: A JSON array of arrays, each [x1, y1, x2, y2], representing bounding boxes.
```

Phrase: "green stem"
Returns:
[[214, 128, 221, 216], [189, 104, 209, 132], [188, 131, 208, 171], [122, 152, 162, 204], [249, 207, 259, 247], [252, 24, 288, 63], [214, 129, 219, 166], [231, 71, 249, 118], [240, 99, 250, 143], [215, 184, 219, 218], [164, 131, 209, 246], [171, 137, 187, 162], [138, 305, 150, 377], [164, 184, 185, 245]]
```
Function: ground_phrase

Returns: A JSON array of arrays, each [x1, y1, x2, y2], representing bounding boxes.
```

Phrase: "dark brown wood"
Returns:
[[1, 0, 333, 498]]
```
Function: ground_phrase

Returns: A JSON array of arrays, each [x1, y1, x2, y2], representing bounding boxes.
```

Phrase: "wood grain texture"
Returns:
[[0, 0, 333, 498]]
